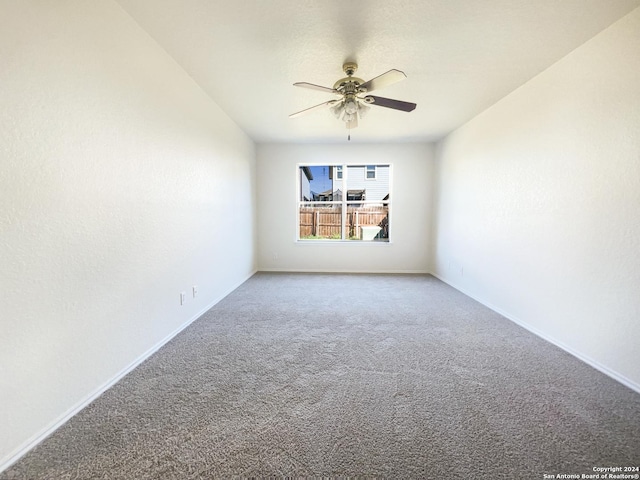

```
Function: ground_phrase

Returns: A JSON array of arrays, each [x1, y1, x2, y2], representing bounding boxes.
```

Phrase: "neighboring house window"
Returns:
[[297, 164, 390, 242]]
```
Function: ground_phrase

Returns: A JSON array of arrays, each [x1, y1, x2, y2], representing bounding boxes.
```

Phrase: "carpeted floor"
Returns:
[[3, 273, 639, 479]]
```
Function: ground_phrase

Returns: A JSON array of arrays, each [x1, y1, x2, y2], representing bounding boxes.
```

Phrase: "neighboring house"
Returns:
[[299, 166, 313, 201]]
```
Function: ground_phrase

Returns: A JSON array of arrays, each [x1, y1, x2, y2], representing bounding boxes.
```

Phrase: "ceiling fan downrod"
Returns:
[[343, 62, 358, 77]]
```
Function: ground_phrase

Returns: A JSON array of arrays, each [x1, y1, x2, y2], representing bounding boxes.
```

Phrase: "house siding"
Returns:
[[300, 168, 312, 201]]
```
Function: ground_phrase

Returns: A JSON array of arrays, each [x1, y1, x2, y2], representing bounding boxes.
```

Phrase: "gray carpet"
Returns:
[[3, 273, 639, 479]]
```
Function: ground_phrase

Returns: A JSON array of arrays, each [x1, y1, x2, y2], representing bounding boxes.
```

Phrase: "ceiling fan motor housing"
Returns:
[[333, 77, 364, 93]]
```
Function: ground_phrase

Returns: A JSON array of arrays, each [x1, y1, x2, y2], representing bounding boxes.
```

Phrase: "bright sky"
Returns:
[[308, 166, 333, 194]]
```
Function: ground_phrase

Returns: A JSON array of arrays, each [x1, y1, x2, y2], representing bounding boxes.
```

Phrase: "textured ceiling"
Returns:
[[115, 0, 640, 143]]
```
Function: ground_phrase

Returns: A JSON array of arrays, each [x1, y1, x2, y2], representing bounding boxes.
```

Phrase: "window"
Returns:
[[298, 164, 390, 241]]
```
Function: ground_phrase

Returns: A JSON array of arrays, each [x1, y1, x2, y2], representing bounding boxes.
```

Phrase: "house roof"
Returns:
[[301, 166, 313, 181]]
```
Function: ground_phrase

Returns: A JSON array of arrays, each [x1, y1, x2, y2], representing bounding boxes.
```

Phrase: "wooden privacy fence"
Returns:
[[299, 206, 389, 239]]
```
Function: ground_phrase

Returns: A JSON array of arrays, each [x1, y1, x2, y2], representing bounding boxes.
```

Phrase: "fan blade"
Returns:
[[289, 100, 338, 118], [359, 69, 406, 93], [293, 82, 338, 94], [366, 95, 416, 112]]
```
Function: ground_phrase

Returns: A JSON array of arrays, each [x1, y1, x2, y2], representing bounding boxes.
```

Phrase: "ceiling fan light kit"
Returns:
[[290, 62, 417, 140]]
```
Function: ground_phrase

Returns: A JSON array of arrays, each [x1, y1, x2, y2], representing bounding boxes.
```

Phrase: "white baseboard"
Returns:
[[0, 270, 257, 474], [430, 272, 640, 395], [258, 268, 429, 274]]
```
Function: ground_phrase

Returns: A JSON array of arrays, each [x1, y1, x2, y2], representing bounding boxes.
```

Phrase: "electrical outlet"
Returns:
[[192, 285, 198, 298], [180, 292, 186, 305]]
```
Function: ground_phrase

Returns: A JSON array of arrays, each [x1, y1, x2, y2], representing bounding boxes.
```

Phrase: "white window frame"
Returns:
[[366, 165, 376, 180], [296, 163, 391, 242]]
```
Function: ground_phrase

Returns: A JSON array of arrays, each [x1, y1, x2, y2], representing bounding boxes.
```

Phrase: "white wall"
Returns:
[[432, 7, 640, 390], [0, 1, 256, 469], [257, 143, 434, 273]]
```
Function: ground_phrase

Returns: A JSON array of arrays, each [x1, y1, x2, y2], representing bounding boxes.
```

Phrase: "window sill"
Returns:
[[296, 240, 392, 246]]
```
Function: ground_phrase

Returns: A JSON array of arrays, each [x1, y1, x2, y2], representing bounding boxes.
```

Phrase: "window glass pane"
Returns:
[[299, 165, 337, 201], [346, 204, 389, 241], [347, 164, 389, 203], [299, 203, 343, 240], [366, 165, 376, 179]]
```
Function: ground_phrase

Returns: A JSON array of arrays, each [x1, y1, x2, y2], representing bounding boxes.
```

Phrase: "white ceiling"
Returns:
[[115, 0, 640, 144]]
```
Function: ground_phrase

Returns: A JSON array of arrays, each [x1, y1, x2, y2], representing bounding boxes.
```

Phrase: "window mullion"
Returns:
[[341, 163, 347, 240]]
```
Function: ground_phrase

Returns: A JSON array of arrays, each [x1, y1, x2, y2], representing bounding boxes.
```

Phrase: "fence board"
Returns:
[[299, 206, 388, 240]]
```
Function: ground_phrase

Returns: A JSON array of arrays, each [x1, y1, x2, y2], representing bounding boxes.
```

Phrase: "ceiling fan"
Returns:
[[289, 62, 417, 138]]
